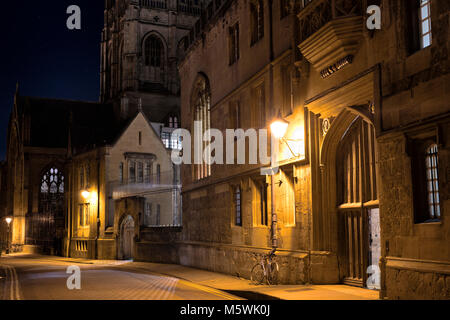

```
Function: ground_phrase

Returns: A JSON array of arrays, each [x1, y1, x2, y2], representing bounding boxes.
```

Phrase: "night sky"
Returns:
[[0, 1, 105, 160]]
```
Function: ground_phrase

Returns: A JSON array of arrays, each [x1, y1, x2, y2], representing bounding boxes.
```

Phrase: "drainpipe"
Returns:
[[269, 0, 277, 250], [95, 158, 101, 260], [271, 173, 277, 249]]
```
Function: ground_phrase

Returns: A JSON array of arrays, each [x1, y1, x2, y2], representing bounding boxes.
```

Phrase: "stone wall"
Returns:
[[385, 262, 450, 300], [134, 224, 341, 285]]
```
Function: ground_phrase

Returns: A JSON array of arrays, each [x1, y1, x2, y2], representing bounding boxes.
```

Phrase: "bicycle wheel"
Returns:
[[267, 262, 279, 285], [251, 264, 265, 285]]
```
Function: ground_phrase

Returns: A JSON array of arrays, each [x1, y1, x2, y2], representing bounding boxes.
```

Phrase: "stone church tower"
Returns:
[[100, 0, 206, 123]]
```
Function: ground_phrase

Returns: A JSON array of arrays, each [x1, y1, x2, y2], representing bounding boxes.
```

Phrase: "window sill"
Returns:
[[414, 220, 442, 226], [253, 225, 270, 229]]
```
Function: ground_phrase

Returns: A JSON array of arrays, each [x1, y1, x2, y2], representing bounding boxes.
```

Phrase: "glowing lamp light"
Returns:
[[270, 118, 289, 139], [81, 190, 91, 200], [5, 217, 12, 225]]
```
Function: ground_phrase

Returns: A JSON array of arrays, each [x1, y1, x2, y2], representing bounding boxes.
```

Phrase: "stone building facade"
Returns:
[[67, 111, 180, 260], [1, 0, 194, 259], [101, 0, 208, 122], [137, 0, 448, 299]]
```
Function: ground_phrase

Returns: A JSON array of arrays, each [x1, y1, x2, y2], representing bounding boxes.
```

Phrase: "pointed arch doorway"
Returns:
[[119, 215, 135, 260], [336, 116, 380, 288], [320, 109, 380, 289]]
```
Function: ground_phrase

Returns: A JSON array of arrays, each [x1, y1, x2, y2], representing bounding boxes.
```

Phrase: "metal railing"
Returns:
[[177, 0, 203, 15], [140, 0, 168, 9]]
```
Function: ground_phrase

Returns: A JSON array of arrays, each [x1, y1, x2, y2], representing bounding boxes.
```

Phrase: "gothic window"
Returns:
[[143, 35, 165, 84], [144, 36, 164, 67], [234, 185, 242, 226], [40, 168, 65, 196], [39, 167, 65, 219], [192, 74, 211, 181], [228, 23, 240, 65], [250, 0, 264, 45]]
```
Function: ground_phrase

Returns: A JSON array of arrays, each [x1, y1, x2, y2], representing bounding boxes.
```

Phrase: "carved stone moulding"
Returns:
[[298, 16, 363, 76]]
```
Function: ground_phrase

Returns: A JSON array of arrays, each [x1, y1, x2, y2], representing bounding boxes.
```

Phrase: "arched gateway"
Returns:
[[321, 109, 380, 288], [119, 215, 135, 260]]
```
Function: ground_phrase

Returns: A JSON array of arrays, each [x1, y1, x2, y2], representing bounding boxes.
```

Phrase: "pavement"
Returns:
[[127, 261, 380, 300], [0, 253, 380, 300]]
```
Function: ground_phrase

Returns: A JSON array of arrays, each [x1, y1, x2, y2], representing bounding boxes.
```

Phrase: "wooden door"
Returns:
[[337, 118, 378, 287], [121, 216, 135, 260]]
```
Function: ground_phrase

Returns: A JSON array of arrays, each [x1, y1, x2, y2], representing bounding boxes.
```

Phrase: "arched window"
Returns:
[[143, 35, 165, 84], [144, 35, 164, 67], [27, 167, 65, 249], [191, 74, 211, 180], [411, 137, 441, 223], [40, 167, 65, 196]]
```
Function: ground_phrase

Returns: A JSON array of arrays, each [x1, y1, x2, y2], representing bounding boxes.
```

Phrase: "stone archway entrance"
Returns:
[[319, 109, 380, 289], [336, 116, 380, 288], [120, 215, 135, 260]]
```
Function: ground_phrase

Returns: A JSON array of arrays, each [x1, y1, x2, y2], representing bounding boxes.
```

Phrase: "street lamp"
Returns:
[[81, 190, 91, 200], [269, 117, 290, 249], [270, 118, 289, 139], [5, 217, 12, 254]]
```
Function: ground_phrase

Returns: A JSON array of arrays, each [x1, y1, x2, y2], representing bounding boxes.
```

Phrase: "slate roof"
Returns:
[[16, 96, 127, 154]]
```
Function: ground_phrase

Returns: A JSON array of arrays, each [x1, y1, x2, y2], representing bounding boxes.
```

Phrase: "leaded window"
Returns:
[[144, 36, 164, 67], [41, 168, 64, 195], [419, 0, 432, 49], [425, 144, 440, 219]]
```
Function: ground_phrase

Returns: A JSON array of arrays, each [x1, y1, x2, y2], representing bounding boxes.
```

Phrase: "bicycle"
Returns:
[[250, 248, 279, 285]]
